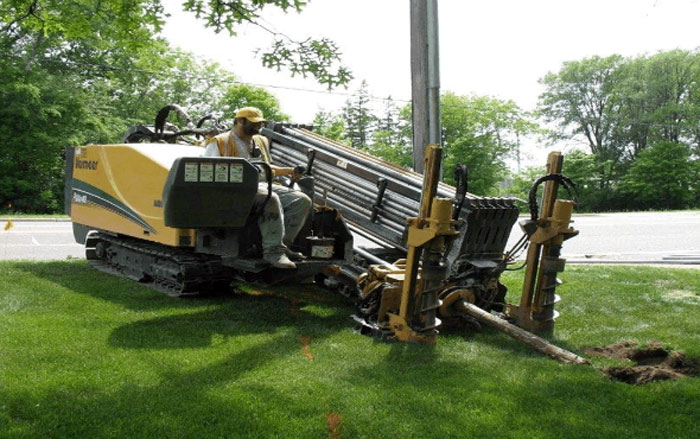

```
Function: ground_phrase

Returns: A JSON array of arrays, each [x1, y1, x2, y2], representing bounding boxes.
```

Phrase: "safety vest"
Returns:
[[213, 132, 272, 164]]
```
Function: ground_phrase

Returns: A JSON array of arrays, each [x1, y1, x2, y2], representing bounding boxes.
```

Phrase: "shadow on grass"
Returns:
[[13, 260, 585, 359], [4, 261, 356, 438], [106, 292, 349, 350], [11, 260, 203, 312], [12, 259, 353, 344], [1, 334, 332, 438]]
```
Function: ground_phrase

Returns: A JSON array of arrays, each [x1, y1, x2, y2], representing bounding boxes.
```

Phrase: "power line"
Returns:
[[12, 58, 700, 131], [26, 57, 413, 105]]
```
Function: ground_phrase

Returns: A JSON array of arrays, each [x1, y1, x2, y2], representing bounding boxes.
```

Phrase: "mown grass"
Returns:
[[0, 213, 69, 219], [1, 261, 699, 439]]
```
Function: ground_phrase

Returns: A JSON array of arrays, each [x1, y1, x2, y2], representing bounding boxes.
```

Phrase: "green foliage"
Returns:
[[325, 89, 539, 194], [619, 141, 699, 210], [0, 61, 96, 212], [312, 110, 348, 143], [182, 0, 352, 89], [441, 93, 539, 195], [538, 55, 625, 162], [539, 49, 700, 211], [366, 97, 412, 167], [561, 150, 623, 212], [1, 0, 351, 91], [342, 80, 375, 149], [499, 166, 541, 204], [218, 83, 289, 122], [366, 130, 412, 168], [183, 0, 306, 33], [616, 50, 700, 153], [2, 261, 700, 438], [86, 44, 237, 141], [0, 1, 289, 213], [259, 36, 353, 89], [0, 0, 164, 51]]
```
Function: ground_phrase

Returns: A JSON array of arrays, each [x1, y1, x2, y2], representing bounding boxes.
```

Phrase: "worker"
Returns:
[[202, 107, 311, 269]]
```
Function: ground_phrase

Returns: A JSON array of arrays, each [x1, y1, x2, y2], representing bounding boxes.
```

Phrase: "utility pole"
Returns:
[[410, 0, 441, 173]]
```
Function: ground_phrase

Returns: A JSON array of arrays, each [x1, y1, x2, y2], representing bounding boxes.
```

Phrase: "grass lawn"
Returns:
[[1, 261, 699, 438], [0, 214, 69, 219]]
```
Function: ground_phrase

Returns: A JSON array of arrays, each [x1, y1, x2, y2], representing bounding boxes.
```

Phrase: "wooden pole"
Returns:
[[455, 300, 589, 365]]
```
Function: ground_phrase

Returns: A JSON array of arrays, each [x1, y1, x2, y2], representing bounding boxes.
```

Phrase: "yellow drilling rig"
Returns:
[[65, 105, 585, 363]]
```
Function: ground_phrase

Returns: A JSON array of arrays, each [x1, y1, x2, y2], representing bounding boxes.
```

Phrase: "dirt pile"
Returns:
[[583, 341, 700, 385]]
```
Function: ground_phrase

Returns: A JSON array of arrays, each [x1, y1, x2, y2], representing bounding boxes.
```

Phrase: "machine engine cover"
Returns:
[[163, 157, 258, 228]]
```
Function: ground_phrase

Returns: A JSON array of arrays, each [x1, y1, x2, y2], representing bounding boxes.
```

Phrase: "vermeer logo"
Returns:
[[72, 192, 88, 204], [75, 159, 98, 170]]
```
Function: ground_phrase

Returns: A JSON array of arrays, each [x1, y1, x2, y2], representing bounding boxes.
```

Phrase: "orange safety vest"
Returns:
[[213, 132, 272, 164]]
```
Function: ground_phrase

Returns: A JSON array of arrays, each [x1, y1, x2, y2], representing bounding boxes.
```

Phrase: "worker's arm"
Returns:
[[270, 165, 305, 180]]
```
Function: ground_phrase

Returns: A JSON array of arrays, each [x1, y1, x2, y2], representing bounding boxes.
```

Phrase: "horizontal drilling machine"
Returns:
[[65, 105, 585, 363]]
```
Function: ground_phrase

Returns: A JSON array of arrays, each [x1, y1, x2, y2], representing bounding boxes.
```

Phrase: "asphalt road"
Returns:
[[2, 211, 700, 264], [0, 220, 84, 261], [505, 210, 700, 264]]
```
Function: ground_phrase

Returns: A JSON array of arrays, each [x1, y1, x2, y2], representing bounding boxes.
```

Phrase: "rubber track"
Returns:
[[88, 233, 233, 297]]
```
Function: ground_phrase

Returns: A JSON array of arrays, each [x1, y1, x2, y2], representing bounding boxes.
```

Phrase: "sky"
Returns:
[[161, 0, 700, 166]]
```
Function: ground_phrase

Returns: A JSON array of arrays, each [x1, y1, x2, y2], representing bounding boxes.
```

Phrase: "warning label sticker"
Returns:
[[184, 162, 198, 182], [230, 164, 244, 183], [215, 163, 229, 182], [200, 163, 214, 182]]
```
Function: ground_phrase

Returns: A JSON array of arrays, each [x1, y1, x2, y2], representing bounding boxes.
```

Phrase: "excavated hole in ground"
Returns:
[[583, 341, 700, 385]]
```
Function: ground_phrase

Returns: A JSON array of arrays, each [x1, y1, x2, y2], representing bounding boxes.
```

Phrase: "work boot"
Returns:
[[263, 250, 296, 269], [284, 248, 306, 260]]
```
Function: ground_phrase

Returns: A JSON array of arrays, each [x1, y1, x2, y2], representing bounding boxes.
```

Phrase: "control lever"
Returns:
[[370, 178, 388, 223], [306, 148, 316, 175], [453, 164, 468, 220]]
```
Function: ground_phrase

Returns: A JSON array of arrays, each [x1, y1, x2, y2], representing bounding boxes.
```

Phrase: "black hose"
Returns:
[[154, 104, 191, 136], [528, 173, 578, 221]]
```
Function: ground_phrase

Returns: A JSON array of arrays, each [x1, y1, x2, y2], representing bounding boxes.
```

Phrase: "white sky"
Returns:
[[161, 0, 700, 166]]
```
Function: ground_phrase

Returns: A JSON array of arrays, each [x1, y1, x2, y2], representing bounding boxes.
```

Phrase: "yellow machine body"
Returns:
[[68, 143, 200, 246], [65, 137, 353, 295]]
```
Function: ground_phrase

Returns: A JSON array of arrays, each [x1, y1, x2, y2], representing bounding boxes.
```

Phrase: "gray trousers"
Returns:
[[254, 184, 312, 253]]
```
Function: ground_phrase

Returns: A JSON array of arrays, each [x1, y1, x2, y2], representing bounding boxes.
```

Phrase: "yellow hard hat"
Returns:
[[235, 107, 266, 123]]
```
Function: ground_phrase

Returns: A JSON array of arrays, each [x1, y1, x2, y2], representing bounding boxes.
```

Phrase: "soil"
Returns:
[[582, 341, 700, 385]]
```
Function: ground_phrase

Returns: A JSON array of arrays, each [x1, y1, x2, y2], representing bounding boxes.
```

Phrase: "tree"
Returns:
[[538, 55, 627, 197], [618, 141, 698, 210], [0, 1, 291, 213], [441, 92, 539, 195], [366, 97, 412, 167], [538, 55, 625, 160], [374, 97, 400, 142], [616, 50, 700, 156], [342, 80, 375, 149], [498, 166, 542, 207], [314, 91, 539, 193], [1, 0, 352, 89], [0, 61, 97, 212], [538, 50, 700, 211], [312, 110, 348, 143], [559, 149, 621, 211], [217, 83, 289, 122], [182, 0, 352, 89]]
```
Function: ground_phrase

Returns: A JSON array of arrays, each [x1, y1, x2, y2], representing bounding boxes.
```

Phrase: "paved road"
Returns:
[[0, 220, 84, 261], [505, 210, 700, 264], [2, 211, 700, 264]]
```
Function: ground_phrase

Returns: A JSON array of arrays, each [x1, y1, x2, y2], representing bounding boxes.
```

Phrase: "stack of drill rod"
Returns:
[[263, 124, 519, 260]]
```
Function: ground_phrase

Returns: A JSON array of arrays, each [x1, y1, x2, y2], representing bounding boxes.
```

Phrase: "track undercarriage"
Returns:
[[85, 232, 234, 296]]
